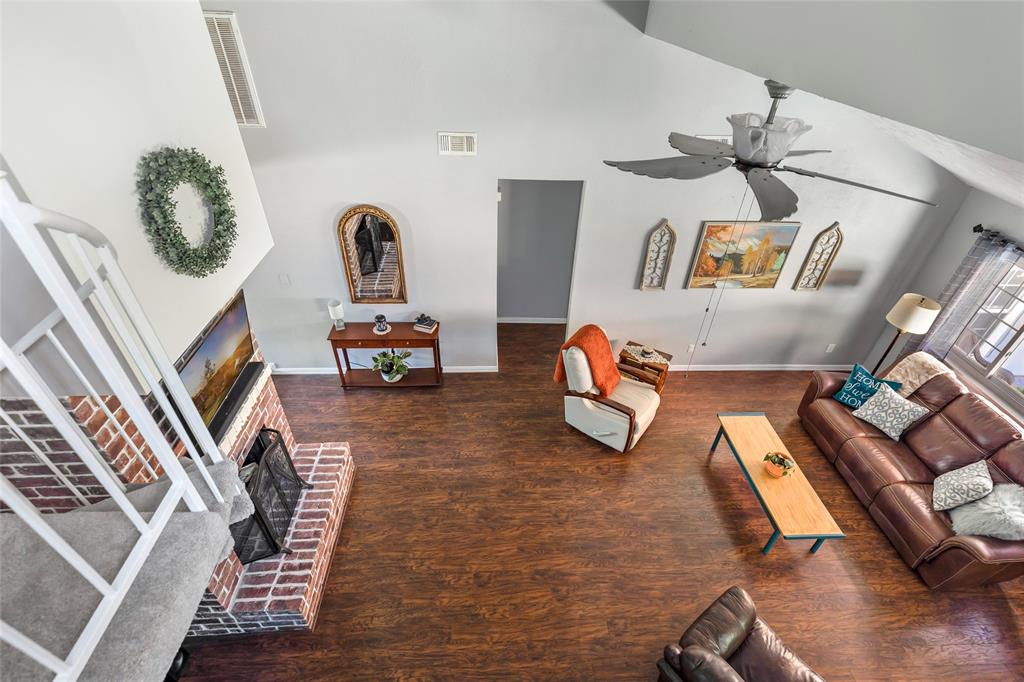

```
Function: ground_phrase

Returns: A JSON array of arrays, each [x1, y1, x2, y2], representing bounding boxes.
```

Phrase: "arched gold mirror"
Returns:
[[337, 204, 407, 303]]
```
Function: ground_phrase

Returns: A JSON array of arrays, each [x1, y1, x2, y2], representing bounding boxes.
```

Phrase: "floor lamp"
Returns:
[[872, 293, 941, 374]]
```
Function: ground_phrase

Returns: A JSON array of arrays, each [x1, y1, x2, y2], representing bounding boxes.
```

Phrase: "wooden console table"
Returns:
[[327, 322, 442, 389]]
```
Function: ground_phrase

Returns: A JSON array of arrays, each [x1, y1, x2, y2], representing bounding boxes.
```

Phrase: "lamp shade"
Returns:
[[727, 113, 812, 165], [885, 293, 940, 334], [327, 299, 345, 320]]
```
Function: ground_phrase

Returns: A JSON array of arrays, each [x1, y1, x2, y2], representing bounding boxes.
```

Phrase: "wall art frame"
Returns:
[[685, 220, 801, 289], [639, 218, 677, 290], [793, 221, 843, 291]]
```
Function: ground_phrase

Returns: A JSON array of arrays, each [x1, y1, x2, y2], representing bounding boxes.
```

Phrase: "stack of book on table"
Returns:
[[414, 314, 438, 334]]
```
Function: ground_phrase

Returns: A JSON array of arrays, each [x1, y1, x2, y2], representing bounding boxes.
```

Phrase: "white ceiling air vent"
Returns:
[[438, 132, 477, 156], [204, 11, 265, 127]]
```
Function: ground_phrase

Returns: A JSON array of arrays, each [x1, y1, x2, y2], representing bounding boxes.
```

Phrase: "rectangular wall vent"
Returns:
[[438, 132, 477, 156], [204, 11, 265, 128]]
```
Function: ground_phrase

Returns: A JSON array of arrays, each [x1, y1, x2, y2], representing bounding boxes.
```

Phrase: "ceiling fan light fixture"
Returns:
[[728, 113, 812, 165]]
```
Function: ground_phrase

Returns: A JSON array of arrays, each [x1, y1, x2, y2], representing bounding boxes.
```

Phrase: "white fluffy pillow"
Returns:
[[949, 484, 1024, 541]]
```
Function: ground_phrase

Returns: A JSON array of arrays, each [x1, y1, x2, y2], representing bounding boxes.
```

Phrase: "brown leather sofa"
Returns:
[[798, 367, 1024, 589], [657, 586, 824, 682]]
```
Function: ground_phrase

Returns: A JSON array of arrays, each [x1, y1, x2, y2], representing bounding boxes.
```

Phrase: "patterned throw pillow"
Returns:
[[833, 363, 903, 409], [932, 460, 994, 511], [852, 383, 930, 440]]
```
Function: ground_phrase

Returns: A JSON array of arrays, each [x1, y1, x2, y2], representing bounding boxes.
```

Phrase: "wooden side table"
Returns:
[[618, 340, 673, 394], [327, 322, 442, 389]]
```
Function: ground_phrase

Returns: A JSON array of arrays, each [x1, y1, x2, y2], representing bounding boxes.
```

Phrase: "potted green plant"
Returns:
[[371, 349, 412, 383], [763, 451, 796, 478]]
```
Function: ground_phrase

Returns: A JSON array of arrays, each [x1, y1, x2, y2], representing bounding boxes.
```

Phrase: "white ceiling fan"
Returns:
[[604, 80, 936, 220]]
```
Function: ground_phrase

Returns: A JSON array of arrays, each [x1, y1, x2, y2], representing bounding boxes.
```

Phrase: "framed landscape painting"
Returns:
[[686, 221, 801, 289]]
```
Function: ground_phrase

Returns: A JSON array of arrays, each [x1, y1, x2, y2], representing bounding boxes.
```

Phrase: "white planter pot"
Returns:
[[381, 372, 403, 383]]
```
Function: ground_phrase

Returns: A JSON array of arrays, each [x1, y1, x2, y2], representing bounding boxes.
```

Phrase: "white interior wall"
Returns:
[[1, 0, 274, 368], [230, 0, 967, 372], [911, 189, 1024, 302]]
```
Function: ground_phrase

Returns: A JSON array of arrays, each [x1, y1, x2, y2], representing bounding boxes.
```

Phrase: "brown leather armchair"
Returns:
[[657, 586, 824, 682]]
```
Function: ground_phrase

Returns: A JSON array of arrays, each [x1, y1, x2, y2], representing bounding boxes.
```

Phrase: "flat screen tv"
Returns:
[[177, 291, 256, 426]]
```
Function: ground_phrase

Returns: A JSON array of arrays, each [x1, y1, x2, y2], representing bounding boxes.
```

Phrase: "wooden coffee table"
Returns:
[[709, 412, 844, 555]]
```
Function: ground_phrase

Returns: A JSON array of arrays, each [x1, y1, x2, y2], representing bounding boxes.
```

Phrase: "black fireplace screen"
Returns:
[[229, 428, 310, 564]]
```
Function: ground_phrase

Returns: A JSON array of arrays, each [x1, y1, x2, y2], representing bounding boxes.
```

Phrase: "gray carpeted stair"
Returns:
[[0, 460, 245, 681]]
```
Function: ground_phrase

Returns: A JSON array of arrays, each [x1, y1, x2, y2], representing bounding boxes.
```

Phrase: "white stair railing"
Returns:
[[0, 169, 228, 681]]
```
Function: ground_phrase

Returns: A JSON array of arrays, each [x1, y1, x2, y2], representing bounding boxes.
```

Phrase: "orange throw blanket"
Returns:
[[553, 324, 620, 397]]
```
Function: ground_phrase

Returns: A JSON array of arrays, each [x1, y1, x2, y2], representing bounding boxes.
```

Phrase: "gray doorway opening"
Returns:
[[497, 179, 583, 325]]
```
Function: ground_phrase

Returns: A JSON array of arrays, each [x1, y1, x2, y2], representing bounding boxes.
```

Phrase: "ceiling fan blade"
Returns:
[[604, 155, 732, 180], [777, 165, 936, 207], [668, 133, 734, 157], [785, 150, 832, 157], [746, 168, 799, 221]]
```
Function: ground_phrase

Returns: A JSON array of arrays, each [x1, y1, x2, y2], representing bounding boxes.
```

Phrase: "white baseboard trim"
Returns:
[[272, 366, 335, 375], [497, 317, 567, 324], [272, 365, 499, 375], [668, 363, 853, 372]]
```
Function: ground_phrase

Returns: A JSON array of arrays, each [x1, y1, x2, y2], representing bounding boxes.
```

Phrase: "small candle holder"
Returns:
[[372, 314, 392, 336]]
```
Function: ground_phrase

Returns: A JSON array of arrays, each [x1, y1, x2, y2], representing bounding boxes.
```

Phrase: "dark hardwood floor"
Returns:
[[185, 324, 1024, 681]]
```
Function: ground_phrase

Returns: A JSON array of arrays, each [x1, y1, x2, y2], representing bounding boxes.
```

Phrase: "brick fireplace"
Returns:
[[186, 364, 355, 637], [0, 355, 355, 638]]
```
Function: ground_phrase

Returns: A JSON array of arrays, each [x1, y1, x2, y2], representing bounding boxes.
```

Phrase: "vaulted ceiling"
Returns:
[[642, 0, 1024, 205]]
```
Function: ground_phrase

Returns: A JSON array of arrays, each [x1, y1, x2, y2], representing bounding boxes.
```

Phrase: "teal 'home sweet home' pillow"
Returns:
[[833, 363, 903, 409]]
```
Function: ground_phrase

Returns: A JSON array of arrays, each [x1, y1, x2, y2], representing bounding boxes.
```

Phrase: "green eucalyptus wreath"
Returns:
[[136, 147, 238, 278]]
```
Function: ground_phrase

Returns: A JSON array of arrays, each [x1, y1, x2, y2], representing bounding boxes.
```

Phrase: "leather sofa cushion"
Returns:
[[727, 619, 825, 682], [943, 393, 1021, 452], [869, 483, 953, 567], [835, 438, 935, 505], [676, 646, 744, 682], [910, 373, 967, 411], [801, 399, 887, 458], [679, 586, 756, 659], [903, 394, 1021, 475], [989, 440, 1024, 486]]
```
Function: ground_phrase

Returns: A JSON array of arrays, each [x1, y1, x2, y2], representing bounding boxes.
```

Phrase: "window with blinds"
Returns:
[[204, 11, 265, 127]]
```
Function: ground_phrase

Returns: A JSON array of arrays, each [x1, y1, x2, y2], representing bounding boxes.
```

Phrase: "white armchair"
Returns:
[[561, 343, 662, 453]]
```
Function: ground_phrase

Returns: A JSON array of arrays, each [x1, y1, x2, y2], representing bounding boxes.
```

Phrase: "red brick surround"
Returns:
[[187, 443, 354, 636], [201, 366, 297, 611], [66, 395, 167, 484], [0, 398, 107, 512]]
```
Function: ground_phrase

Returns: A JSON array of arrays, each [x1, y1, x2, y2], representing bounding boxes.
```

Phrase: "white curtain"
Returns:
[[906, 230, 1020, 358]]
